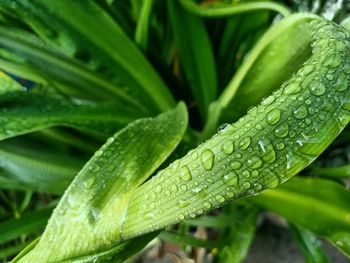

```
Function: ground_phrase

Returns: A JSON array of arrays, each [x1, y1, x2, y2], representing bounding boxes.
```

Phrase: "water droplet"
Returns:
[[242, 170, 250, 179], [293, 105, 308, 119], [107, 164, 115, 172], [178, 214, 185, 220], [261, 95, 275, 105], [309, 81, 326, 96], [217, 123, 230, 133], [181, 184, 187, 191], [231, 161, 242, 170], [222, 140, 234, 155], [83, 176, 95, 189], [203, 201, 212, 209], [252, 170, 259, 177], [300, 64, 314, 76], [266, 109, 281, 125], [171, 183, 178, 192], [262, 144, 276, 164], [191, 186, 202, 194], [177, 199, 189, 208], [276, 142, 285, 150], [305, 99, 312, 105], [95, 150, 103, 157], [191, 150, 198, 159], [242, 182, 251, 189], [215, 194, 225, 203], [324, 53, 342, 68], [180, 166, 192, 181], [284, 82, 301, 95], [222, 171, 238, 186], [239, 136, 251, 150], [335, 72, 348, 92], [274, 123, 289, 138], [201, 149, 215, 171], [155, 185, 162, 193], [247, 155, 263, 169], [150, 202, 156, 209]]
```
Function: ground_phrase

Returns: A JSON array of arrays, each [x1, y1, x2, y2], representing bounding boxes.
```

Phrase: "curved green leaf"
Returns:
[[16, 103, 188, 262], [0, 0, 175, 113], [119, 15, 350, 241], [0, 91, 142, 140], [252, 177, 350, 258], [290, 224, 329, 263]]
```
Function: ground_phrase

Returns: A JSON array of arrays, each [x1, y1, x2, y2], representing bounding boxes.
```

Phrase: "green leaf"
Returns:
[[119, 15, 350, 241], [134, 0, 154, 51], [219, 205, 259, 263], [0, 0, 175, 113], [290, 224, 329, 263], [312, 164, 350, 178], [0, 91, 142, 140], [0, 206, 53, 244], [218, 13, 316, 123], [168, 0, 217, 120], [179, 0, 291, 18], [16, 103, 188, 262], [159, 230, 221, 249], [0, 136, 85, 194], [0, 27, 146, 111], [0, 71, 24, 94], [252, 177, 350, 258]]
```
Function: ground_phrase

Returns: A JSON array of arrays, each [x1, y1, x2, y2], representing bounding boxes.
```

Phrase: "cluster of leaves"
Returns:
[[0, 0, 349, 262]]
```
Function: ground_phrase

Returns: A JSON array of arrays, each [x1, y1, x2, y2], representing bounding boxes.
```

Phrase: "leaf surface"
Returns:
[[16, 103, 188, 262], [252, 177, 350, 258]]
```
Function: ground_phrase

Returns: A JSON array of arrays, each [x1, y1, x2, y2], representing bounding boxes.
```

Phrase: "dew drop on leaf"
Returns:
[[247, 155, 263, 169], [222, 139, 234, 154], [276, 142, 285, 150], [293, 105, 308, 119], [334, 72, 348, 92], [231, 161, 242, 170], [83, 176, 95, 189], [215, 194, 225, 203], [222, 172, 238, 186], [171, 183, 178, 193], [284, 82, 301, 95], [180, 166, 192, 181], [203, 201, 212, 209], [177, 198, 190, 208], [201, 149, 215, 171], [242, 170, 251, 179], [238, 136, 252, 150], [309, 81, 326, 96], [266, 109, 282, 125]]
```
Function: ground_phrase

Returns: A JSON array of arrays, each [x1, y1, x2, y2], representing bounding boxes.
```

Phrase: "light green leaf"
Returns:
[[0, 71, 24, 94], [252, 177, 350, 258], [168, 0, 217, 121], [0, 0, 175, 113], [16, 103, 188, 262], [119, 15, 350, 241], [312, 163, 350, 178]]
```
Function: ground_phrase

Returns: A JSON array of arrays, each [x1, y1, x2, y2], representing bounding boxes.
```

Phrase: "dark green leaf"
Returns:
[[168, 0, 217, 120]]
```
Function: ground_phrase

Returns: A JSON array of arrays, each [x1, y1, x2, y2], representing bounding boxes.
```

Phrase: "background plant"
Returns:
[[0, 0, 350, 262]]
